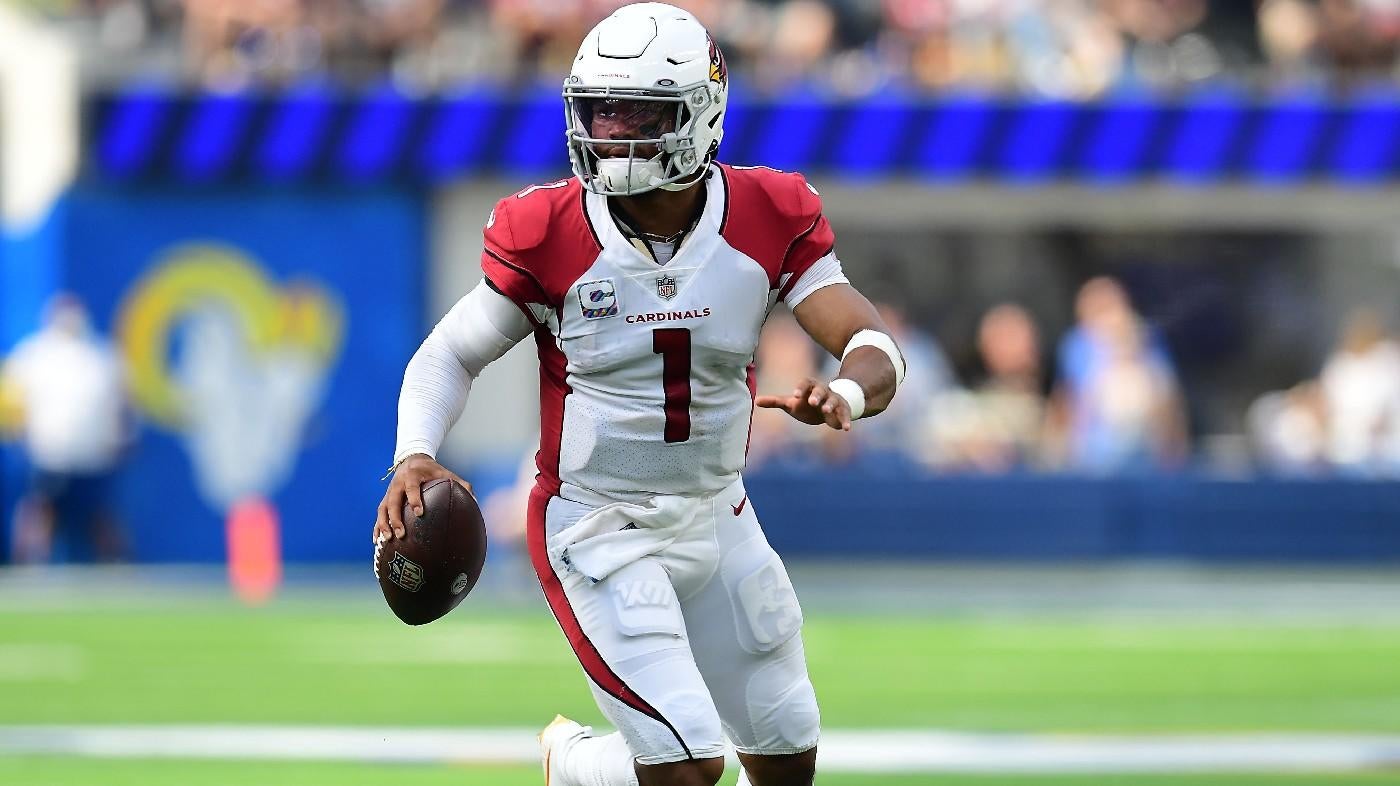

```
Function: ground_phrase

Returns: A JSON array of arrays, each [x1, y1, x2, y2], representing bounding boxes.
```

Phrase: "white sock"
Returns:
[[561, 731, 640, 786]]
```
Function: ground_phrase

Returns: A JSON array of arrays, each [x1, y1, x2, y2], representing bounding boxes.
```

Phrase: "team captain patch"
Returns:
[[578, 279, 619, 320]]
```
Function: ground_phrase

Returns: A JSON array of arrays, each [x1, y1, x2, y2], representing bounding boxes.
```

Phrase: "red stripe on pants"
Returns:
[[525, 484, 692, 757]]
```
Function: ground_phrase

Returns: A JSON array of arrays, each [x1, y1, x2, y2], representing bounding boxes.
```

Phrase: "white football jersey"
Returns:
[[482, 164, 843, 501]]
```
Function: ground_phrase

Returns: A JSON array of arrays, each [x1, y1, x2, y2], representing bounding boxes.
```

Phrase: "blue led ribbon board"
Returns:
[[87, 85, 1400, 186]]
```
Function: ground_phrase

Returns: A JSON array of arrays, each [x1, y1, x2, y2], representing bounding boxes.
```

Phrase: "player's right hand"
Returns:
[[374, 454, 473, 543]]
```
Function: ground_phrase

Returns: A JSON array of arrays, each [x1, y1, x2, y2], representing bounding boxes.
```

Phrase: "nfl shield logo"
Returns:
[[656, 275, 677, 301], [388, 552, 425, 593]]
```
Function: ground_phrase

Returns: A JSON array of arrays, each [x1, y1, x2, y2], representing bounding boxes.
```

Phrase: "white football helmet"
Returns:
[[564, 3, 729, 196]]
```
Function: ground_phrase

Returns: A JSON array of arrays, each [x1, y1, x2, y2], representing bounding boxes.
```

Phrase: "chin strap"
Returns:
[[657, 154, 713, 192]]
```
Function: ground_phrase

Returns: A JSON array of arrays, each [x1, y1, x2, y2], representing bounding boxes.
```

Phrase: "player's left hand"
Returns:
[[756, 377, 852, 431]]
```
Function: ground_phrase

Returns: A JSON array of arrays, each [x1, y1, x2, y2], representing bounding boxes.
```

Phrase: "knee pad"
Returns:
[[665, 689, 725, 752], [625, 681, 726, 765], [739, 641, 820, 753]]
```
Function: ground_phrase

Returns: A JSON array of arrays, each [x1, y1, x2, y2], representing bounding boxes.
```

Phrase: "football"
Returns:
[[374, 478, 487, 625]]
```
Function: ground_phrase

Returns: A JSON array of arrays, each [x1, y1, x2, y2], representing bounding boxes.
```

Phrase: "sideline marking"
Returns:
[[1, 726, 1399, 773]]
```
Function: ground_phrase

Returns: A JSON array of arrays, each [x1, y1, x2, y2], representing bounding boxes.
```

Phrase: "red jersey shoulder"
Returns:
[[718, 164, 833, 289], [719, 164, 822, 229], [481, 178, 603, 309]]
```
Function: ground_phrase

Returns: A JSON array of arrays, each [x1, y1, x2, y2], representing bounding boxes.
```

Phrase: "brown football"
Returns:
[[374, 478, 486, 625]]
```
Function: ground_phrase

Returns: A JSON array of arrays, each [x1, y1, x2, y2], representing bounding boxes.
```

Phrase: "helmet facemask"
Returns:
[[564, 84, 717, 196]]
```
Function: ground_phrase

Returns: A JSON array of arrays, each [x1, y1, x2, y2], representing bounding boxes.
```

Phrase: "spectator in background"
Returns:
[[1258, 0, 1324, 82], [928, 302, 1047, 472], [822, 300, 951, 467], [1248, 379, 1329, 476], [748, 308, 824, 468], [181, 0, 312, 86], [31, 0, 1400, 92], [762, 0, 837, 87], [1046, 276, 1187, 473], [0, 295, 130, 563], [1317, 0, 1400, 76], [1319, 307, 1400, 474], [180, 0, 452, 87]]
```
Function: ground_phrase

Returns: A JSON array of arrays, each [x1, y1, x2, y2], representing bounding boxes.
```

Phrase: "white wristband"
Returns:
[[843, 329, 906, 386], [828, 378, 866, 420]]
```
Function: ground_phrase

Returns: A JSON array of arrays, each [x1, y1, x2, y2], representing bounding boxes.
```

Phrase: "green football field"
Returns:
[[4, 759, 1400, 786], [3, 587, 1400, 784]]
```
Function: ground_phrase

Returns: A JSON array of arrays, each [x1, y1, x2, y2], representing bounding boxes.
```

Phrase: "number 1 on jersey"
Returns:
[[652, 328, 691, 443]]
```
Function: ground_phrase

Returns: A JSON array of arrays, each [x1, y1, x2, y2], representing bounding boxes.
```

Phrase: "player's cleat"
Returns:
[[539, 714, 589, 786]]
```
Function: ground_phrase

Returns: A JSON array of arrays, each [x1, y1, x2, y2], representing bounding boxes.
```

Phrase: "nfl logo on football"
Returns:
[[656, 275, 677, 301], [388, 552, 425, 593]]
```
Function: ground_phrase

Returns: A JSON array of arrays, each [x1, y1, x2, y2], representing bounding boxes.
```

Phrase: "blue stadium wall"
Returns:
[[1, 183, 426, 563], [748, 470, 1400, 563], [0, 201, 68, 564]]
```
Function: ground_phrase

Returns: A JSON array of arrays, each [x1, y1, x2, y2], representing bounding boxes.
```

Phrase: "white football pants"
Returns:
[[527, 478, 820, 765]]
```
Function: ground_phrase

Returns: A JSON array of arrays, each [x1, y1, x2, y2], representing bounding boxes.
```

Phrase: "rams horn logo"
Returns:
[[708, 36, 727, 87]]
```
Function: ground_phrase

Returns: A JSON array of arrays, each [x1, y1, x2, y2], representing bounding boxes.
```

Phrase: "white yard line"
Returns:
[[1, 726, 1399, 773]]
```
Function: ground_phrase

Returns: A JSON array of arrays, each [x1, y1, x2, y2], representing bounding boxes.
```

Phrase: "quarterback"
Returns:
[[373, 4, 905, 785]]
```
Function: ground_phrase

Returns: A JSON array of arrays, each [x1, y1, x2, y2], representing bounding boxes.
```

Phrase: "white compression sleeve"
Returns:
[[394, 280, 534, 464], [783, 252, 849, 308]]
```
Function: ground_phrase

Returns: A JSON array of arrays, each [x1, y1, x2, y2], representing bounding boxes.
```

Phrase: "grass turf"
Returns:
[[3, 759, 1399, 786], [2, 600, 1399, 731]]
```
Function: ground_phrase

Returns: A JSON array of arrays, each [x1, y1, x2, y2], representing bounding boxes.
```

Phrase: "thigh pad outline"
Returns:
[[721, 537, 804, 654]]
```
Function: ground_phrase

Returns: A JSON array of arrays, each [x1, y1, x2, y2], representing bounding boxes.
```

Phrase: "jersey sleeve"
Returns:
[[477, 179, 603, 329], [719, 165, 841, 295], [480, 198, 552, 320], [777, 175, 836, 301]]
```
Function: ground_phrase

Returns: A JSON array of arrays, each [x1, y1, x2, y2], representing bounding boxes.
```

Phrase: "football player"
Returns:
[[374, 4, 905, 785]]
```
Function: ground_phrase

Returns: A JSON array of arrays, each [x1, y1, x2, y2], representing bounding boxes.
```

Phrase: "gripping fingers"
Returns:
[[386, 486, 407, 539], [405, 474, 425, 517], [373, 505, 391, 544]]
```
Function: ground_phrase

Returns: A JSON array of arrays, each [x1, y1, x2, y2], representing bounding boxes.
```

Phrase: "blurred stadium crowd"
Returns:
[[23, 0, 1400, 94], [751, 276, 1400, 478]]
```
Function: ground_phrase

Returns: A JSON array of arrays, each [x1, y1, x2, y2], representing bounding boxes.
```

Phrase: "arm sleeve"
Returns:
[[781, 251, 849, 308], [393, 280, 534, 464], [776, 176, 836, 301]]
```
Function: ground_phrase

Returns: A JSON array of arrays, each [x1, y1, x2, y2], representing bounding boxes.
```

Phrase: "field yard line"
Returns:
[[2, 726, 1400, 773]]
